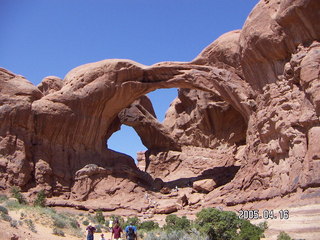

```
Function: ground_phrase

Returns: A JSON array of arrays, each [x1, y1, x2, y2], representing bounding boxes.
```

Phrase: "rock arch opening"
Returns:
[[147, 88, 179, 122], [107, 124, 147, 162]]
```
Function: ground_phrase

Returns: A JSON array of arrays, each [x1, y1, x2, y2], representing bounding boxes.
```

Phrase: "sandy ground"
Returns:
[[1, 203, 319, 240], [252, 204, 320, 240]]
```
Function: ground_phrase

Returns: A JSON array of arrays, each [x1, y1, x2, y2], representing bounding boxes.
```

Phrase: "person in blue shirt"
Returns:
[[125, 222, 137, 240]]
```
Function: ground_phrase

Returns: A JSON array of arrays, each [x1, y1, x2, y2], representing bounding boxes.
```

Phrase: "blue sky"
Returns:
[[0, 0, 258, 160]]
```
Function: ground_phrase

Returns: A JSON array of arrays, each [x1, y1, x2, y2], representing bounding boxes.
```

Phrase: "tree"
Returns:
[[195, 208, 265, 240], [109, 215, 125, 228], [277, 231, 292, 240], [238, 220, 264, 240], [163, 214, 191, 231], [139, 220, 159, 231], [34, 190, 46, 207], [126, 216, 141, 227], [95, 209, 105, 224]]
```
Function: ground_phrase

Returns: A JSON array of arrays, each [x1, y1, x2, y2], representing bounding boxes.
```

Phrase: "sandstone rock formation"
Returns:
[[0, 0, 319, 215]]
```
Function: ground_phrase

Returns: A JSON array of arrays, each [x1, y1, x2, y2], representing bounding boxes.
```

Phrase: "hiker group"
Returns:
[[86, 218, 137, 240]]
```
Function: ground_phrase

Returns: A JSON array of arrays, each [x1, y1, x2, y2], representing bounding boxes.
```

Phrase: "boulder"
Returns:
[[193, 179, 217, 193]]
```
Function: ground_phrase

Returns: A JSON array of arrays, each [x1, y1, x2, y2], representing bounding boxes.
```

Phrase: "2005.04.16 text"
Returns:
[[238, 209, 289, 220]]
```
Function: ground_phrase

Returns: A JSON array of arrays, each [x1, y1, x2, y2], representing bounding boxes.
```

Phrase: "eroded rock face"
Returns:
[[163, 88, 247, 148], [0, 0, 319, 213], [0, 68, 43, 190], [37, 76, 63, 96], [118, 95, 181, 151]]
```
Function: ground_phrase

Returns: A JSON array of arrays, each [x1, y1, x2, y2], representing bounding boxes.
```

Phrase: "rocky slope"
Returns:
[[0, 0, 320, 218]]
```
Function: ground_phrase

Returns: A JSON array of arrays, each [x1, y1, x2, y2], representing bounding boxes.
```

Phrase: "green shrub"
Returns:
[[195, 208, 238, 240], [10, 186, 26, 204], [138, 229, 146, 239], [5, 199, 22, 209], [1, 212, 12, 222], [126, 216, 141, 227], [0, 205, 8, 214], [195, 207, 265, 240], [258, 221, 268, 231], [71, 228, 84, 238], [52, 215, 67, 228], [95, 209, 105, 224], [140, 220, 159, 231], [163, 214, 191, 231], [83, 220, 89, 226], [25, 219, 37, 233], [69, 218, 80, 229], [238, 219, 264, 240], [109, 215, 125, 228], [95, 224, 102, 233], [53, 227, 65, 236], [0, 195, 8, 203], [144, 229, 207, 240], [277, 231, 292, 240], [34, 190, 46, 207]]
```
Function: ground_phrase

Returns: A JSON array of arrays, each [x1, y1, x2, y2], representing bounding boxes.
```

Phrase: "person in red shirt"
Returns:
[[111, 221, 123, 240]]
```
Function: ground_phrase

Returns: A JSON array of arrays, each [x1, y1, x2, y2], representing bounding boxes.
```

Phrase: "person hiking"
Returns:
[[111, 220, 123, 240], [100, 233, 106, 240], [86, 223, 96, 240], [125, 222, 137, 240], [108, 219, 113, 232]]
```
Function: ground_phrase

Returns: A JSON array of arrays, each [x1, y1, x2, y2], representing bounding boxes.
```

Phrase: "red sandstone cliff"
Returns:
[[0, 0, 319, 213]]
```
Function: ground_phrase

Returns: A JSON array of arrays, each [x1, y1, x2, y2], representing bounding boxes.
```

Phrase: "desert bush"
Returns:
[[0, 195, 8, 203], [53, 227, 65, 236], [33, 190, 46, 207], [125, 216, 141, 227], [69, 218, 80, 229], [95, 209, 105, 224], [144, 229, 207, 240], [195, 208, 238, 240], [124, 217, 140, 228], [109, 215, 125, 228], [195, 207, 265, 240], [95, 224, 102, 233], [258, 221, 268, 231], [52, 215, 67, 228], [36, 207, 81, 236], [25, 219, 37, 233], [5, 199, 22, 209], [10, 219, 18, 228], [83, 220, 89, 226], [86, 213, 97, 224], [0, 205, 8, 214], [140, 220, 159, 231], [163, 214, 191, 231], [238, 219, 265, 240], [144, 231, 158, 240], [277, 231, 292, 240], [10, 186, 26, 204], [1, 212, 12, 222], [71, 228, 84, 238]]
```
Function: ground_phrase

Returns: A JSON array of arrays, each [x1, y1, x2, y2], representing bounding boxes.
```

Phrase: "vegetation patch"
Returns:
[[53, 227, 65, 236], [33, 190, 46, 207], [0, 205, 8, 215], [10, 186, 26, 204], [0, 195, 8, 203], [25, 219, 37, 233], [277, 231, 292, 240]]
